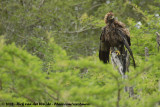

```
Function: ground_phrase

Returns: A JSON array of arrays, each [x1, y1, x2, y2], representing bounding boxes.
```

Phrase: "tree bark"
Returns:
[[111, 51, 124, 77], [117, 88, 121, 107], [145, 47, 149, 61], [156, 32, 160, 52]]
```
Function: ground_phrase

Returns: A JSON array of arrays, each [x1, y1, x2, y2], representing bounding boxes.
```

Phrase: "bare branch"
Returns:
[[117, 88, 121, 107], [145, 47, 149, 61], [156, 32, 160, 52], [39, 0, 46, 8], [54, 27, 100, 34], [73, 1, 89, 6], [87, 4, 102, 12]]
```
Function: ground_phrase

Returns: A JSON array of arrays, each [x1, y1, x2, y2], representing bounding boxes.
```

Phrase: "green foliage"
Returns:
[[0, 36, 160, 106], [0, 0, 160, 107]]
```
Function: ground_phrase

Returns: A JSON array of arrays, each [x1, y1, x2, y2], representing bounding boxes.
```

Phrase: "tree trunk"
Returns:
[[145, 47, 149, 61], [156, 32, 160, 52]]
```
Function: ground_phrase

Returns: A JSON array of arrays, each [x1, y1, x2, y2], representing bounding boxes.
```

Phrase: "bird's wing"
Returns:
[[115, 21, 131, 46], [99, 27, 110, 63], [124, 29, 131, 46], [116, 28, 136, 68], [118, 27, 131, 46]]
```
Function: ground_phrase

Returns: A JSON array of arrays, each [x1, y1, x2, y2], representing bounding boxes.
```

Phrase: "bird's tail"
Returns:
[[117, 29, 136, 68]]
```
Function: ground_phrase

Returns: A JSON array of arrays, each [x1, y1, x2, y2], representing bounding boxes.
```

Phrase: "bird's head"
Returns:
[[104, 12, 115, 24]]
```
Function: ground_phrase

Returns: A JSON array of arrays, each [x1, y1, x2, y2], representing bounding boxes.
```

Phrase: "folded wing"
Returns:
[[99, 27, 110, 63]]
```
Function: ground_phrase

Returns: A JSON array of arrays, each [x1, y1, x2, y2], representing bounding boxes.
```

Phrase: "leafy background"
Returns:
[[0, 0, 160, 107]]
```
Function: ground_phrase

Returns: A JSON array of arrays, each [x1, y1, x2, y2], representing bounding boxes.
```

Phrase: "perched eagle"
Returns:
[[99, 12, 136, 72]]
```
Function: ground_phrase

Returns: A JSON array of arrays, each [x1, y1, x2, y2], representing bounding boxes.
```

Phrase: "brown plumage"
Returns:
[[99, 12, 135, 71]]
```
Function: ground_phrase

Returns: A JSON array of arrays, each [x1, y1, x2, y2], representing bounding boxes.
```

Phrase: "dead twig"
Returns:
[[156, 32, 160, 52], [54, 27, 100, 34]]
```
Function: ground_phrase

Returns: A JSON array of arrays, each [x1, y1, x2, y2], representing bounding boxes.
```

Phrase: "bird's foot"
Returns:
[[115, 50, 121, 55]]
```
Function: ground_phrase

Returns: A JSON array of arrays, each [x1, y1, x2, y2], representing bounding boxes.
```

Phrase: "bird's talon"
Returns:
[[116, 51, 120, 55]]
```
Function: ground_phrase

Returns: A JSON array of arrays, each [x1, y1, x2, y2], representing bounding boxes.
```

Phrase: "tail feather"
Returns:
[[116, 28, 136, 68]]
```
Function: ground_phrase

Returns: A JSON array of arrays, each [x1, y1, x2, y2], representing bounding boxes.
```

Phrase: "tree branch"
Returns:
[[39, 0, 46, 8], [54, 27, 101, 34]]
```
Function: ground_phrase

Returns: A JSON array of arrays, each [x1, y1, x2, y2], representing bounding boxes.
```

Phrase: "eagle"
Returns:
[[99, 12, 136, 73]]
